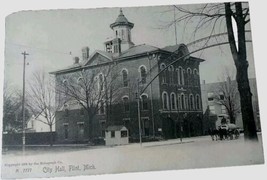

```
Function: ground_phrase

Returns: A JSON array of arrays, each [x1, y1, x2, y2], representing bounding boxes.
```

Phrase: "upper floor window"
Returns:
[[140, 66, 147, 84], [170, 93, 177, 110], [179, 67, 184, 85], [169, 65, 174, 84], [196, 94, 201, 110], [122, 69, 128, 87], [162, 92, 169, 110], [99, 101, 105, 114], [98, 74, 104, 91], [160, 63, 167, 84], [189, 94, 194, 110], [123, 96, 130, 112], [141, 94, 148, 110], [181, 93, 186, 110]]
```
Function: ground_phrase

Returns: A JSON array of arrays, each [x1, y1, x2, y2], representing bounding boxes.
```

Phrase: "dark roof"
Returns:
[[106, 125, 126, 131], [117, 44, 160, 59], [110, 9, 134, 29]]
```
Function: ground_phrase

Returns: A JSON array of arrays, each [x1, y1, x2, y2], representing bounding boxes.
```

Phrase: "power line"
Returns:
[[6, 41, 72, 56]]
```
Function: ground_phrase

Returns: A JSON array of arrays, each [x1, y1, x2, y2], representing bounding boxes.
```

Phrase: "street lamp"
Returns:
[[136, 79, 142, 147]]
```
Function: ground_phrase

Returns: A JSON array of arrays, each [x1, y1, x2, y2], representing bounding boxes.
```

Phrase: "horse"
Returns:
[[208, 128, 219, 141]]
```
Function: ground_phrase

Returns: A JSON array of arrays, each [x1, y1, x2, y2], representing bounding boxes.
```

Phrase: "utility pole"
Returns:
[[173, 5, 178, 45], [21, 51, 29, 153]]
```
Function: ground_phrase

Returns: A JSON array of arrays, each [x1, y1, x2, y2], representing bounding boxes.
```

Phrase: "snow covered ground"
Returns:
[[1, 134, 264, 179]]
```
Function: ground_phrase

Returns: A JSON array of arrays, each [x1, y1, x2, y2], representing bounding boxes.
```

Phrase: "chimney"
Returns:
[[202, 80, 206, 85], [82, 47, 90, 61], [74, 56, 79, 64]]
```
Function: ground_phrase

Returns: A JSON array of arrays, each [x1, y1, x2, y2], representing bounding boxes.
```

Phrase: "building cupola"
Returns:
[[105, 9, 134, 54]]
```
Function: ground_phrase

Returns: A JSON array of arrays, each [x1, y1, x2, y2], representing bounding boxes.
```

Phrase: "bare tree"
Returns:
[[166, 2, 257, 140], [55, 63, 121, 141], [26, 71, 61, 146], [3, 84, 31, 133], [213, 70, 240, 124]]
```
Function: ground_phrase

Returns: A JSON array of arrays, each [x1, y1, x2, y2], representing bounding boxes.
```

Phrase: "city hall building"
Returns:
[[50, 9, 204, 143]]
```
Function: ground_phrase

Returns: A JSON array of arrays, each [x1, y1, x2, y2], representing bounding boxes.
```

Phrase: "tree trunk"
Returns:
[[49, 124, 53, 146], [225, 2, 258, 141]]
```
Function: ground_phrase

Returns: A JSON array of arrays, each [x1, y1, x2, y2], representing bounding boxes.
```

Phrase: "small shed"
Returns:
[[105, 125, 129, 146]]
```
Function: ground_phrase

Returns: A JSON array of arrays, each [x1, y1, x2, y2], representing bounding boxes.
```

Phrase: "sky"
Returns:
[[3, 2, 257, 89]]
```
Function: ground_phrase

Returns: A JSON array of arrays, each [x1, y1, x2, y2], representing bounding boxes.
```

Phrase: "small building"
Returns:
[[105, 125, 129, 146]]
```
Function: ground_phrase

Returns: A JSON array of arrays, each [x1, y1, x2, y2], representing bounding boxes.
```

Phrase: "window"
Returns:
[[181, 94, 185, 110], [219, 93, 225, 100], [208, 92, 214, 101], [99, 74, 104, 91], [221, 105, 227, 114], [111, 131, 115, 138], [160, 63, 167, 84], [169, 65, 174, 84], [65, 109, 69, 117], [196, 94, 201, 110], [64, 124, 68, 139], [99, 101, 105, 114], [193, 69, 198, 75], [141, 94, 148, 110], [122, 69, 128, 87], [179, 67, 184, 85], [209, 105, 215, 114], [100, 121, 106, 137], [121, 29, 124, 39], [121, 130, 128, 137], [170, 93, 177, 110], [80, 108, 84, 115], [162, 92, 169, 110], [187, 68, 192, 74], [77, 122, 84, 139], [123, 96, 130, 112], [189, 94, 194, 110], [140, 66, 147, 84]]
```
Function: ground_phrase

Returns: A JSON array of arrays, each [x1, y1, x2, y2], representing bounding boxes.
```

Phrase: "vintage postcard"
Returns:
[[1, 0, 265, 179]]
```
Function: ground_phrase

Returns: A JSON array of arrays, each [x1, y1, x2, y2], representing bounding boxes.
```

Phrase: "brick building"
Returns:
[[50, 9, 204, 143]]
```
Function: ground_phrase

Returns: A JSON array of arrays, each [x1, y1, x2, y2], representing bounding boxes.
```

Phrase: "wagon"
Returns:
[[226, 123, 240, 140]]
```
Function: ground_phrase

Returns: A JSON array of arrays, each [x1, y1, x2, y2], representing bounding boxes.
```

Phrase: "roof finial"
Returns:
[[120, 8, 123, 15]]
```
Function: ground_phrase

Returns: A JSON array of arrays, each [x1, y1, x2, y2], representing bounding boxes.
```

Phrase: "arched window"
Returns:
[[140, 66, 147, 84], [141, 94, 148, 110], [187, 68, 192, 74], [162, 92, 169, 110], [181, 93, 185, 110], [170, 93, 177, 110], [123, 96, 130, 112], [179, 67, 184, 85], [168, 65, 174, 84], [196, 94, 201, 110], [99, 74, 104, 91], [177, 95, 181, 110], [122, 69, 128, 87], [99, 101, 105, 114], [193, 69, 198, 75], [160, 63, 167, 84], [189, 94, 194, 110]]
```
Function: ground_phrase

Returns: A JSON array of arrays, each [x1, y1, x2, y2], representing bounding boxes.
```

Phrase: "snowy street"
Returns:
[[1, 134, 264, 179]]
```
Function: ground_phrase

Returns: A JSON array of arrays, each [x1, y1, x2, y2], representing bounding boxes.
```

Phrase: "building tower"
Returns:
[[105, 9, 135, 54]]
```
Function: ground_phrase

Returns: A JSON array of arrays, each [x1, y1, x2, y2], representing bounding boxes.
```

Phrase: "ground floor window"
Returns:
[[111, 131, 115, 138], [64, 124, 68, 139], [121, 130, 128, 137]]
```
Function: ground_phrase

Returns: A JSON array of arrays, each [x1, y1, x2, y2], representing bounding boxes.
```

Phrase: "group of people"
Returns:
[[208, 116, 240, 141]]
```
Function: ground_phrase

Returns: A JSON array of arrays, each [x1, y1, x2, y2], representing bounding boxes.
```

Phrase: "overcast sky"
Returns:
[[4, 3, 256, 89]]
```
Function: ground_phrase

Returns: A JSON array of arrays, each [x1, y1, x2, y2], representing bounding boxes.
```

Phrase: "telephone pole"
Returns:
[[21, 51, 29, 153]]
